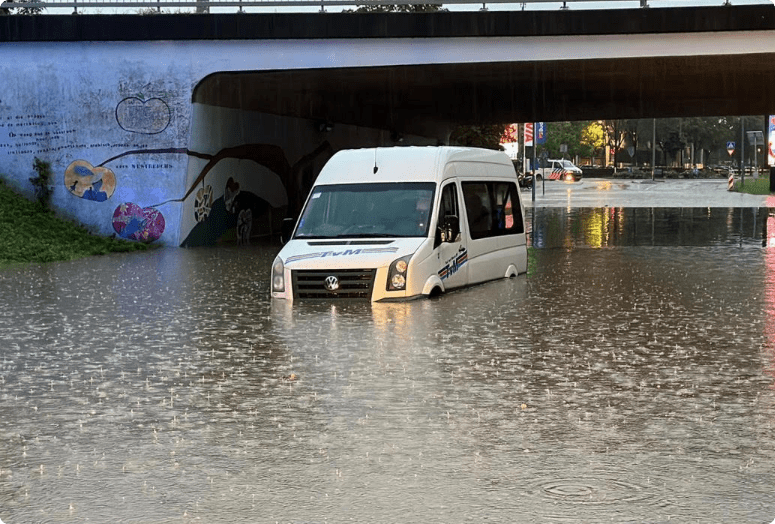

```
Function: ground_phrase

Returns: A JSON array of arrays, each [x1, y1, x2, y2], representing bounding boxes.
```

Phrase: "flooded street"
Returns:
[[2, 200, 775, 522]]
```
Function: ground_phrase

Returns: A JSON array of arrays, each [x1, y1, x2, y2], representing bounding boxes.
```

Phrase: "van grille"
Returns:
[[292, 269, 376, 299]]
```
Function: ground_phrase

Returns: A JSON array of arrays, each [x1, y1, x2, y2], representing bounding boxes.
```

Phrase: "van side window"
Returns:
[[462, 181, 523, 240], [435, 182, 459, 247], [462, 183, 492, 239]]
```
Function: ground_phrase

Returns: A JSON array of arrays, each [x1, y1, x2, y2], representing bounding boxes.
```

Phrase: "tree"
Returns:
[[343, 3, 445, 12], [662, 130, 685, 166], [602, 119, 628, 172], [580, 121, 605, 164], [449, 124, 508, 150], [615, 116, 768, 168], [540, 121, 598, 160]]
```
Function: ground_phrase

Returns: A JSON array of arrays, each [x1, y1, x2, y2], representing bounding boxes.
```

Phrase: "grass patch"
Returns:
[[0, 178, 150, 267], [526, 246, 537, 277], [735, 176, 773, 195]]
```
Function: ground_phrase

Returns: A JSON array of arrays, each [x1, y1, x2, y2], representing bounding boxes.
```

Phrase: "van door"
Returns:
[[462, 180, 500, 285], [433, 180, 468, 290]]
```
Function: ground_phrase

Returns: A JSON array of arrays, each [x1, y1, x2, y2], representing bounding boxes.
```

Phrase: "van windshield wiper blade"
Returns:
[[335, 233, 398, 238]]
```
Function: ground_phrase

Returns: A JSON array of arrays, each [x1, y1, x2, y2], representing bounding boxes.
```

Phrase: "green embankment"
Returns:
[[0, 179, 149, 267], [735, 176, 773, 196]]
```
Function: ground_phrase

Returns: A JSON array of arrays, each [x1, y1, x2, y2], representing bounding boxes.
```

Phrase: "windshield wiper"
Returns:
[[334, 233, 399, 238]]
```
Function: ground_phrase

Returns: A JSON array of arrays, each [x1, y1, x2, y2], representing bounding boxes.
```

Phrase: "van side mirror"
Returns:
[[439, 215, 460, 243], [280, 217, 296, 244]]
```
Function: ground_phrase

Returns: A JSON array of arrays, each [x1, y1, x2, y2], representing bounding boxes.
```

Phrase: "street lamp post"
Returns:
[[651, 118, 656, 181], [532, 122, 537, 202]]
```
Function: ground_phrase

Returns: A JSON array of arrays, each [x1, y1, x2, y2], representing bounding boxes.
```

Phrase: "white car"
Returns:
[[536, 159, 583, 182]]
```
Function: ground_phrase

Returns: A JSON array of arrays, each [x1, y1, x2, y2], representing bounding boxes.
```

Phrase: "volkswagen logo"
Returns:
[[324, 275, 340, 292]]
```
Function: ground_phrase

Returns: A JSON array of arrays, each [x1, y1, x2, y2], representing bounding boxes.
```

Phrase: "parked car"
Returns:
[[527, 159, 580, 182], [538, 159, 583, 181]]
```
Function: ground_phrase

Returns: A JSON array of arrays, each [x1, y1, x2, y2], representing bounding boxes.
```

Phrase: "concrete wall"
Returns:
[[0, 40, 441, 246], [0, 41, 194, 245]]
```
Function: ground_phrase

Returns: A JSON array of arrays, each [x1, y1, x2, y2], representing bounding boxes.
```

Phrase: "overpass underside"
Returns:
[[194, 51, 775, 138]]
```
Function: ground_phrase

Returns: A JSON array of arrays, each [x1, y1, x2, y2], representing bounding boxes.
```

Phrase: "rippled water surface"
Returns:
[[2, 207, 775, 523]]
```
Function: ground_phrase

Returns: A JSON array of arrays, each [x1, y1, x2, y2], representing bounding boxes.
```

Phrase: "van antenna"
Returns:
[[373, 148, 379, 174]]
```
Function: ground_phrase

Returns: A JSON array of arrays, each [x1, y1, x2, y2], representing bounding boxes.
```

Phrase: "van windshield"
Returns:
[[294, 182, 436, 239]]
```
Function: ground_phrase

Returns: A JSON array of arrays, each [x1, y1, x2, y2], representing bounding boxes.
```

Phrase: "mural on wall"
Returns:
[[225, 177, 240, 212], [64, 160, 117, 202], [179, 141, 334, 247], [237, 208, 252, 246], [194, 184, 214, 222], [72, 139, 332, 246], [72, 146, 189, 244], [116, 97, 171, 135], [47, 94, 180, 243]]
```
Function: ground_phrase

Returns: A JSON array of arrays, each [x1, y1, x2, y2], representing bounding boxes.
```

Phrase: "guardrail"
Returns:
[[0, 0, 743, 12]]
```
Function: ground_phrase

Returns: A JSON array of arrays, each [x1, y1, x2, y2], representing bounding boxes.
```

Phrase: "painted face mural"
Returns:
[[224, 177, 240, 213], [112, 202, 165, 243], [237, 208, 252, 245], [64, 160, 117, 202]]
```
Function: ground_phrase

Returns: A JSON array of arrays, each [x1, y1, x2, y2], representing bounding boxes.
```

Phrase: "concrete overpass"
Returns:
[[1, 5, 773, 246]]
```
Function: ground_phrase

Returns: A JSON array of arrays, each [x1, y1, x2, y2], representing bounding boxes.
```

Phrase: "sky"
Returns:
[[34, 0, 771, 16]]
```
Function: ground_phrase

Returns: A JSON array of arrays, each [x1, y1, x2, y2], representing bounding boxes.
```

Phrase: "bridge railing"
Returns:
[[0, 0, 746, 12]]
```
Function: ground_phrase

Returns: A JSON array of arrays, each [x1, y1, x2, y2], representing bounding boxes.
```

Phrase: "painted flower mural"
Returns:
[[194, 185, 213, 222], [64, 160, 117, 202], [112, 202, 165, 243]]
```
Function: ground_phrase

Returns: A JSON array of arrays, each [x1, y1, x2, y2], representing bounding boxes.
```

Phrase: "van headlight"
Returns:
[[271, 257, 285, 293], [387, 255, 412, 291]]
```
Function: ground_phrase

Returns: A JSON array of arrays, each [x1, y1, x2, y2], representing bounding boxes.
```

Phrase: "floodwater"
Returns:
[[2, 206, 775, 523]]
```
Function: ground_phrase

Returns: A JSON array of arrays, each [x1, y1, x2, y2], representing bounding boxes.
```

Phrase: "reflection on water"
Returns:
[[1, 209, 775, 523], [530, 207, 771, 248]]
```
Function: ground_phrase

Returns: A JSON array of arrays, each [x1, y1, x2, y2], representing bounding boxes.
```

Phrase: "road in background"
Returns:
[[524, 178, 771, 208]]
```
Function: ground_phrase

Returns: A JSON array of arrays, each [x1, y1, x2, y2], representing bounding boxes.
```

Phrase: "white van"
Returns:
[[271, 146, 528, 301]]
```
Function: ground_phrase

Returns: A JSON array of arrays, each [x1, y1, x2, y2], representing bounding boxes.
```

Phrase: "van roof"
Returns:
[[315, 146, 512, 185]]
